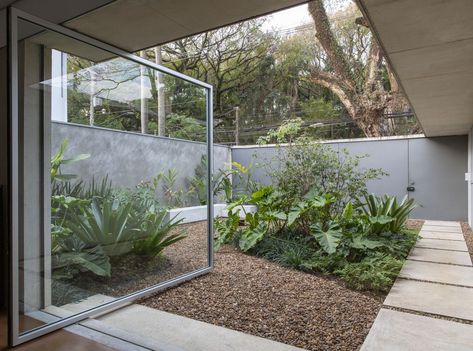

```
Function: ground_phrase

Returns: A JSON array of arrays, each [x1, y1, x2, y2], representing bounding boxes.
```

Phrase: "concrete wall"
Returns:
[[52, 122, 231, 204], [232, 135, 469, 221]]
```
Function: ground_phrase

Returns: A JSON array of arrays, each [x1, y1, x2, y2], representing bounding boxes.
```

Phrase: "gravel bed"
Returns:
[[461, 222, 473, 264], [141, 240, 383, 350], [406, 219, 424, 232]]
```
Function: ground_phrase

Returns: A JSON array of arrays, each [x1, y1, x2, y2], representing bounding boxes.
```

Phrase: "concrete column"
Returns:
[[0, 22, 8, 313], [18, 40, 51, 312]]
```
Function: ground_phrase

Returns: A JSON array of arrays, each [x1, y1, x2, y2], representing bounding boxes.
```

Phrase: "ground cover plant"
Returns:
[[215, 125, 419, 292]]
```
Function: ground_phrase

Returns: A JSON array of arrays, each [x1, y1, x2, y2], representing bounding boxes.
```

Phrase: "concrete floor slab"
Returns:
[[361, 309, 473, 351], [421, 226, 463, 233], [399, 260, 473, 287], [98, 305, 306, 351], [419, 231, 464, 240], [423, 220, 462, 227], [415, 238, 468, 251], [409, 247, 472, 266], [385, 279, 473, 321]]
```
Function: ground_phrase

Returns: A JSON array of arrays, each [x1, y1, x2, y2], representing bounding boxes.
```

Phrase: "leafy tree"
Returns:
[[307, 0, 416, 136]]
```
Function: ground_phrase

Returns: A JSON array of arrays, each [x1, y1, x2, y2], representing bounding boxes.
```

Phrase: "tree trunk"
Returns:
[[154, 46, 166, 136]]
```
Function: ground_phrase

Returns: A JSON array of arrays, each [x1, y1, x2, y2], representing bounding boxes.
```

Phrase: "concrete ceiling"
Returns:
[[63, 0, 308, 51], [357, 0, 473, 137], [2, 0, 307, 51]]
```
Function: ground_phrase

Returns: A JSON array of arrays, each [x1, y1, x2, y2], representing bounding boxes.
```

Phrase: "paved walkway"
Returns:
[[361, 220, 473, 351]]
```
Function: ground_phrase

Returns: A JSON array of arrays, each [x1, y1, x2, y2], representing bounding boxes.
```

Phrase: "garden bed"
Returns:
[[140, 219, 422, 351], [53, 221, 209, 305]]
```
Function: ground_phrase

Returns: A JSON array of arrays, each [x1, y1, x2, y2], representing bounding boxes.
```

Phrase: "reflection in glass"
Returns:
[[16, 18, 210, 335]]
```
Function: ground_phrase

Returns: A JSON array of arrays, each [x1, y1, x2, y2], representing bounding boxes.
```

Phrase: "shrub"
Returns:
[[268, 140, 386, 214]]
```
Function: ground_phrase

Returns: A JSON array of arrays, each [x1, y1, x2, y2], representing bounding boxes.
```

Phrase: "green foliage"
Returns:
[[133, 212, 186, 257], [335, 254, 405, 292], [310, 222, 343, 254], [257, 118, 304, 145], [255, 234, 313, 269], [187, 155, 208, 205], [214, 140, 418, 292], [52, 244, 111, 279], [51, 139, 90, 182], [268, 140, 386, 215], [166, 113, 206, 142], [50, 141, 186, 283], [361, 194, 418, 234], [66, 198, 137, 257]]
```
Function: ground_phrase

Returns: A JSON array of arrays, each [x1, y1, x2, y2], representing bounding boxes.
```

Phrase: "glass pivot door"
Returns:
[[8, 7, 213, 346]]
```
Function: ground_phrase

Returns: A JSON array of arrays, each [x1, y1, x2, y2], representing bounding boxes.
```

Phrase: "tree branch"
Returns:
[[308, 0, 355, 90]]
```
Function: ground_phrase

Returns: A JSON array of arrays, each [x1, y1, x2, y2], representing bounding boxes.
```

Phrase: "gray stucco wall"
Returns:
[[232, 136, 468, 221], [52, 122, 231, 204]]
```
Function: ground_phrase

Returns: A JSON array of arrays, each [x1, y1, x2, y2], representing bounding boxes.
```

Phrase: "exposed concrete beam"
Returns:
[[356, 0, 473, 137]]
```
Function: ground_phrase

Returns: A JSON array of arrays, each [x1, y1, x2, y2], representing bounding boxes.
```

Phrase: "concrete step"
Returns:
[[399, 260, 473, 287], [423, 220, 462, 228], [97, 304, 307, 351], [421, 226, 463, 233], [385, 279, 473, 321], [408, 247, 472, 266], [361, 309, 473, 351], [415, 238, 468, 251], [419, 231, 465, 241]]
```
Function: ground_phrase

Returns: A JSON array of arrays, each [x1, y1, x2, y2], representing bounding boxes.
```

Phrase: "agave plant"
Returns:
[[361, 194, 417, 234], [133, 211, 185, 257], [66, 198, 137, 257]]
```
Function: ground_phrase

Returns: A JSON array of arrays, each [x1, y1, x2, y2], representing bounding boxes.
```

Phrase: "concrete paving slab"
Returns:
[[409, 247, 472, 266], [419, 231, 465, 241], [415, 238, 468, 251], [361, 309, 473, 351], [424, 220, 461, 227], [385, 279, 473, 321], [399, 260, 473, 287], [98, 305, 306, 351], [421, 226, 463, 233]]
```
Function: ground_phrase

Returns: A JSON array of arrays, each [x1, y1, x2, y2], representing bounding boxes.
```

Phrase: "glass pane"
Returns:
[[15, 17, 210, 335]]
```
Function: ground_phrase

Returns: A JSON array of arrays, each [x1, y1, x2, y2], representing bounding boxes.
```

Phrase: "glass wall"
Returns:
[[10, 11, 212, 344]]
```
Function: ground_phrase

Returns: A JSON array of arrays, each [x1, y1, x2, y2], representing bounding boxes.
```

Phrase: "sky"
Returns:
[[263, 1, 353, 32]]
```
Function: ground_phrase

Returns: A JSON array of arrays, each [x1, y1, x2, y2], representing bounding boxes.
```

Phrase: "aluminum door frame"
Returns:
[[7, 6, 214, 346]]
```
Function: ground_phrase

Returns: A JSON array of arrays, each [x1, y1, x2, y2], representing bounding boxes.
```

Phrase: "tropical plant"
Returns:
[[161, 168, 187, 207], [65, 198, 137, 257], [51, 139, 90, 182], [52, 241, 111, 279], [361, 194, 417, 234], [133, 212, 186, 257]]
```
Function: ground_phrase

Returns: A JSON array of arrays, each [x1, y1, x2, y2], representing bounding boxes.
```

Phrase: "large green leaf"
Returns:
[[287, 210, 301, 227], [341, 202, 353, 220], [310, 223, 343, 254], [369, 215, 394, 225], [350, 235, 384, 250], [53, 245, 111, 278], [239, 223, 267, 252]]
